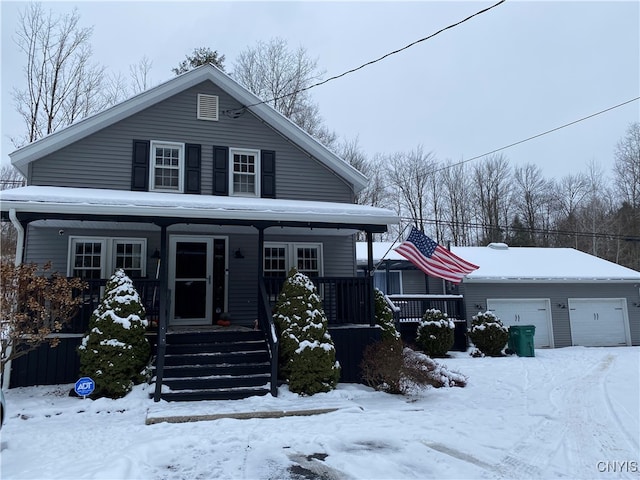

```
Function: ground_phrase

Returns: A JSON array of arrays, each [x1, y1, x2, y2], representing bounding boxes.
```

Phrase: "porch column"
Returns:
[[256, 226, 265, 325], [366, 230, 375, 326], [153, 224, 168, 402]]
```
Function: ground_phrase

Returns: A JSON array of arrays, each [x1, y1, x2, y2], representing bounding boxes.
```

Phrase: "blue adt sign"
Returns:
[[75, 377, 95, 397]]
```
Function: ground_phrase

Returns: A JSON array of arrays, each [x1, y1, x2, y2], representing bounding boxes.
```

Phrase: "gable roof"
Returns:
[[9, 64, 368, 192], [356, 242, 640, 283]]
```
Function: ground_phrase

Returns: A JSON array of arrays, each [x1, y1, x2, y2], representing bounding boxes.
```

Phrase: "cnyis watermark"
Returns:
[[596, 461, 638, 473]]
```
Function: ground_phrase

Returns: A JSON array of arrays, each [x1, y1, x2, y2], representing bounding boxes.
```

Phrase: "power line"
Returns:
[[431, 96, 640, 174], [226, 0, 507, 114]]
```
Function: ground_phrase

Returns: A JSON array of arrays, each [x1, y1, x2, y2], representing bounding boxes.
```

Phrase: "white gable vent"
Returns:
[[197, 94, 219, 121], [487, 242, 509, 250]]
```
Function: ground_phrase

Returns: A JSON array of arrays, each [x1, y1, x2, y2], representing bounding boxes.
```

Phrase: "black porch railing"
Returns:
[[262, 276, 375, 326], [387, 294, 466, 322], [70, 278, 161, 333], [258, 279, 279, 397]]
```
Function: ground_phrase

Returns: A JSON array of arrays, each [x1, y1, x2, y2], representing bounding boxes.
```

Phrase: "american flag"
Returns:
[[394, 227, 479, 284]]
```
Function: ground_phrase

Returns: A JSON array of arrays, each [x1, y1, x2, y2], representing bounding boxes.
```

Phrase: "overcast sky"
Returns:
[[1, 1, 638, 180]]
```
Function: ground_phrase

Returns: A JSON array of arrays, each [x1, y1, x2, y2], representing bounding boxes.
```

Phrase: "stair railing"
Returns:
[[258, 278, 279, 397], [153, 290, 170, 402]]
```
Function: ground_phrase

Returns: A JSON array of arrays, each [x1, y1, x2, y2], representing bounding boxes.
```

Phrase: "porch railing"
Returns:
[[262, 276, 375, 326], [386, 294, 466, 322], [71, 278, 161, 333], [258, 279, 279, 397]]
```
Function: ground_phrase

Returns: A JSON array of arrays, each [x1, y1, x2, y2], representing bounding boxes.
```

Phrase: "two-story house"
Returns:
[[1, 64, 398, 400]]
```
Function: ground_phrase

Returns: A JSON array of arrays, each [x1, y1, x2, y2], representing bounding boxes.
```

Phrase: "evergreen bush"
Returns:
[[78, 269, 150, 398], [415, 309, 455, 358], [373, 288, 400, 342], [273, 268, 340, 395], [468, 311, 509, 357]]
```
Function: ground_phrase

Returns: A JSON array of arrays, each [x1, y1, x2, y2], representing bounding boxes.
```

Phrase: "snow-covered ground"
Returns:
[[1, 346, 638, 479]]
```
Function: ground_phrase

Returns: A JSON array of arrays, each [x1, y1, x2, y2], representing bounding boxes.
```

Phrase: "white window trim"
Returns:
[[68, 236, 147, 278], [373, 269, 403, 294], [229, 147, 261, 197], [264, 242, 323, 277], [149, 140, 185, 193]]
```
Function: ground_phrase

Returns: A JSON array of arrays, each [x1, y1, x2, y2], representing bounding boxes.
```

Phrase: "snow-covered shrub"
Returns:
[[78, 269, 150, 398], [374, 288, 400, 342], [468, 311, 509, 357], [273, 268, 340, 395], [361, 339, 466, 394], [415, 309, 455, 358]]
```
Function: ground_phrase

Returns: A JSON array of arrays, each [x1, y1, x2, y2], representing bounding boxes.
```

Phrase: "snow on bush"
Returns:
[[78, 269, 150, 398], [468, 311, 509, 357], [273, 268, 340, 395], [360, 338, 466, 394], [373, 288, 400, 342], [415, 308, 455, 358]]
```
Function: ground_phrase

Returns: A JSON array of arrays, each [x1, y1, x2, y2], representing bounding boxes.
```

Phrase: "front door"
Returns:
[[168, 236, 227, 326]]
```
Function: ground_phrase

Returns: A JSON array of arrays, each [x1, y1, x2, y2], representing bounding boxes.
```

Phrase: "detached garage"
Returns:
[[456, 244, 639, 348]]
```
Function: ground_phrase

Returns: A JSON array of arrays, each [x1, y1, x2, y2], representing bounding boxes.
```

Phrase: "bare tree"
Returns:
[[512, 163, 553, 244], [553, 173, 588, 248], [387, 146, 437, 233], [472, 154, 512, 244], [614, 122, 640, 209], [440, 160, 473, 246], [0, 166, 26, 261], [232, 38, 335, 146], [12, 2, 105, 146], [130, 55, 153, 94]]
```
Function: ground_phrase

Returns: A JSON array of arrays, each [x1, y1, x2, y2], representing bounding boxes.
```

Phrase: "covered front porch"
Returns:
[[2, 186, 398, 397]]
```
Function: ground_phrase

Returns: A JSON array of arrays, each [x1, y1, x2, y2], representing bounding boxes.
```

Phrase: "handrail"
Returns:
[[388, 294, 466, 321], [258, 279, 279, 397], [153, 289, 170, 402]]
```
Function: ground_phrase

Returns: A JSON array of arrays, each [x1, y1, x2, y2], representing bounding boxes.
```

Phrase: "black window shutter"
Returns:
[[185, 143, 201, 194], [261, 150, 276, 198], [212, 146, 229, 196], [131, 140, 150, 191]]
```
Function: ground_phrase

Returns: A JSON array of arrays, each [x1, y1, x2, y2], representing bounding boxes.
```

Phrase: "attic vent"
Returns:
[[487, 242, 509, 250], [197, 94, 219, 121]]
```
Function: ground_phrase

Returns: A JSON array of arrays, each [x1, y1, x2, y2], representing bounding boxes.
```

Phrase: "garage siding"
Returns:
[[459, 282, 640, 347]]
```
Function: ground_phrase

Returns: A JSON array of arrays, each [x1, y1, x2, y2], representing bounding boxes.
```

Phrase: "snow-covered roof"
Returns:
[[9, 64, 368, 193], [0, 186, 398, 227], [356, 242, 640, 283]]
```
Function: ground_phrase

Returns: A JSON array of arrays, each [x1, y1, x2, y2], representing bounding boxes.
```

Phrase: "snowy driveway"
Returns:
[[1, 346, 638, 479]]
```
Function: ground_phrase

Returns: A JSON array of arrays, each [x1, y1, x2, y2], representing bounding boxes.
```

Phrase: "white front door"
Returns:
[[568, 298, 631, 346], [487, 299, 554, 348], [168, 236, 213, 325]]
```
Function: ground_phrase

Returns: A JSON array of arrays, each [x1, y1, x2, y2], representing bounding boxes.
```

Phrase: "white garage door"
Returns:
[[487, 299, 553, 348], [568, 298, 630, 346]]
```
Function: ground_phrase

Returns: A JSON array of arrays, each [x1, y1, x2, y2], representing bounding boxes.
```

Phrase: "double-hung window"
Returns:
[[150, 141, 184, 192], [230, 148, 260, 197], [69, 237, 147, 279], [263, 243, 323, 278], [373, 270, 403, 294]]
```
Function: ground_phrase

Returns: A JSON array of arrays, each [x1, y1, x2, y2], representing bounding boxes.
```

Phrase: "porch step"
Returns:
[[152, 329, 272, 402]]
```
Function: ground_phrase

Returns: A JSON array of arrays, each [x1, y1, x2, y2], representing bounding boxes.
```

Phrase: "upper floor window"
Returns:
[[150, 141, 184, 193], [230, 148, 260, 197]]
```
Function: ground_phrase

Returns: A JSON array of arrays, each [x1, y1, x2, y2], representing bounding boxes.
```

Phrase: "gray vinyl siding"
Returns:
[[459, 282, 640, 347], [29, 82, 354, 203], [401, 270, 428, 294]]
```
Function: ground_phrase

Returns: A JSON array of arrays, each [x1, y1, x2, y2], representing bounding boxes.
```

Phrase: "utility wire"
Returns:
[[431, 96, 640, 174], [228, 0, 507, 114]]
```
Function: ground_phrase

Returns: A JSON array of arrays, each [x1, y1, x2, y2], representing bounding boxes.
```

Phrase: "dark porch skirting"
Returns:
[[329, 325, 381, 383], [8, 337, 83, 388]]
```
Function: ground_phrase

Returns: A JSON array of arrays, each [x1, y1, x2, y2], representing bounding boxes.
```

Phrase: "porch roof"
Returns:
[[0, 186, 398, 230]]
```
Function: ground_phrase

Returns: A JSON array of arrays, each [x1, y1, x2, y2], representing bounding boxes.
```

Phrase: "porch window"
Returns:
[[263, 243, 323, 277], [150, 141, 184, 192], [230, 148, 260, 197], [71, 239, 105, 279], [69, 237, 147, 279], [373, 270, 402, 294], [114, 240, 145, 278]]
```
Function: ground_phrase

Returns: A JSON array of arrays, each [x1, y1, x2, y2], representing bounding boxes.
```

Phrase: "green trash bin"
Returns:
[[508, 325, 536, 357]]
